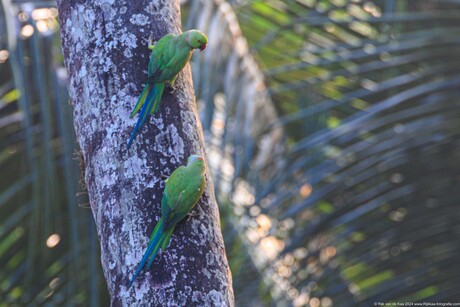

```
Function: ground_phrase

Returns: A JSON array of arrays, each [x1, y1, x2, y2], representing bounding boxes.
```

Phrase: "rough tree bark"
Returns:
[[57, 1, 234, 305]]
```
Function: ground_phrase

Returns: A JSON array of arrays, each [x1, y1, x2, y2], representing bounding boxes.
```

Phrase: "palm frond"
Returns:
[[234, 0, 460, 305], [186, 0, 282, 304], [0, 2, 108, 305]]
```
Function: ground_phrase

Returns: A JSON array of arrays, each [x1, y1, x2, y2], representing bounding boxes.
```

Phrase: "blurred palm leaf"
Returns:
[[2, 0, 460, 306], [185, 1, 282, 304], [188, 0, 460, 305], [0, 1, 108, 305]]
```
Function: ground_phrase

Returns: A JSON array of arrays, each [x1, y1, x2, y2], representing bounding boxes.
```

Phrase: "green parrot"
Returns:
[[128, 155, 207, 288], [127, 30, 208, 149]]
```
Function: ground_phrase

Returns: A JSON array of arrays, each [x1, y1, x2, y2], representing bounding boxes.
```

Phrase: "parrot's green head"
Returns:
[[187, 155, 204, 165], [187, 155, 206, 172], [185, 30, 208, 52]]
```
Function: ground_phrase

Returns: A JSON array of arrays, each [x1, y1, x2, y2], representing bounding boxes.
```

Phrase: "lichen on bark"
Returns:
[[56, 0, 234, 305]]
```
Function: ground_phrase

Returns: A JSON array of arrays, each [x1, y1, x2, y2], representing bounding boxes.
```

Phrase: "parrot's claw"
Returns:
[[186, 211, 200, 222], [148, 34, 156, 50], [169, 80, 178, 93]]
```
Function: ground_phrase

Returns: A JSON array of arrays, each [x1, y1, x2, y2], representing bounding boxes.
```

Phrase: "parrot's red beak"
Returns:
[[200, 44, 207, 52]]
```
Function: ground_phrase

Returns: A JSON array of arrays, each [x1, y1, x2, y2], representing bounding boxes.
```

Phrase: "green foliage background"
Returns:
[[1, 0, 460, 305]]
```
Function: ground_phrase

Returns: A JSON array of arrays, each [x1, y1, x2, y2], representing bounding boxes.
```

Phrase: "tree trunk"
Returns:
[[56, 1, 234, 305]]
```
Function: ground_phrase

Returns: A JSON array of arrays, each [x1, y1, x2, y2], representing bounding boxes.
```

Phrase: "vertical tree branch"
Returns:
[[57, 1, 234, 305]]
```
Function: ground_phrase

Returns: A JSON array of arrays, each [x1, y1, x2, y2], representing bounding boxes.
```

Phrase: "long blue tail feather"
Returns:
[[128, 219, 165, 288], [127, 85, 157, 149], [146, 226, 175, 268], [130, 85, 149, 118], [146, 238, 164, 269], [149, 83, 165, 115]]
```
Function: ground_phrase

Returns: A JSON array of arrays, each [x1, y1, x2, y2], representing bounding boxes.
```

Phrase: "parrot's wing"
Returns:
[[164, 165, 186, 190], [148, 34, 174, 82], [148, 34, 192, 84], [161, 169, 183, 219], [163, 191, 185, 230]]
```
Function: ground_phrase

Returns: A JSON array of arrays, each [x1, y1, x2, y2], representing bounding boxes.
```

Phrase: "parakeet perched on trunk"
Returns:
[[128, 155, 207, 288], [127, 30, 208, 149]]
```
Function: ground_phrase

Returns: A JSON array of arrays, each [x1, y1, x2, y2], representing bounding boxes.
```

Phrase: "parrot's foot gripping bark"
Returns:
[[148, 33, 156, 50], [169, 78, 178, 93], [186, 210, 201, 222]]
